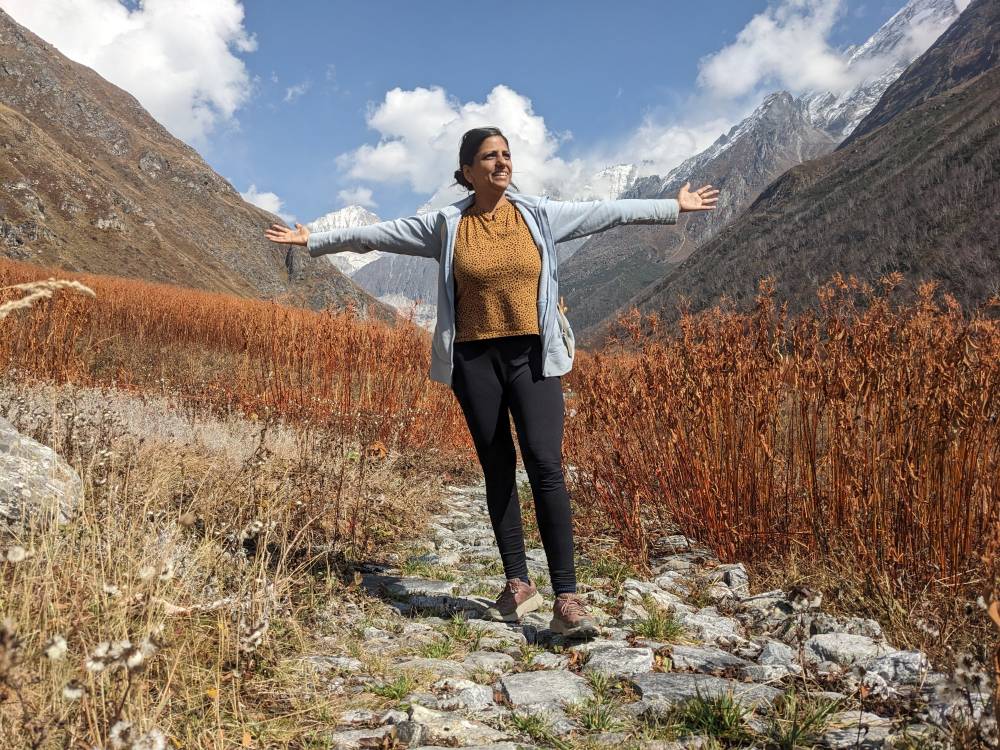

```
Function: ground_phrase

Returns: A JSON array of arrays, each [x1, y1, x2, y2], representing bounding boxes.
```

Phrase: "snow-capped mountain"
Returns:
[[802, 0, 961, 137], [306, 205, 383, 276], [561, 0, 964, 341]]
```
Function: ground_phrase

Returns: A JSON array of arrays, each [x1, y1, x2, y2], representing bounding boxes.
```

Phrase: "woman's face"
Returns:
[[462, 135, 512, 193]]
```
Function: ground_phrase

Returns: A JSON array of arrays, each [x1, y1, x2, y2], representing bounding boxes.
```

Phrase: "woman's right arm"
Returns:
[[266, 212, 443, 261]]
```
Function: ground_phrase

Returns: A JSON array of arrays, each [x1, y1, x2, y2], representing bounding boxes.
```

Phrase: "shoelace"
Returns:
[[557, 596, 589, 617]]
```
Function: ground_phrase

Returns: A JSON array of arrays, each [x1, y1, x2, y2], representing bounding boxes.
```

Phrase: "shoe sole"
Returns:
[[549, 618, 600, 639], [483, 591, 545, 622]]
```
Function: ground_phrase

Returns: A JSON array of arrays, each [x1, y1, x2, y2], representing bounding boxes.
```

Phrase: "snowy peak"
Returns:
[[308, 205, 381, 232], [306, 205, 383, 276], [803, 0, 961, 137]]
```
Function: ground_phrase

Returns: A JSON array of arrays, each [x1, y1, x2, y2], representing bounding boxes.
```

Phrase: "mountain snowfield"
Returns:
[[306, 0, 962, 332]]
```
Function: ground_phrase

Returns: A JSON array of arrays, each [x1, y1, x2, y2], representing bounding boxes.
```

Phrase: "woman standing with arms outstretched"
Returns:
[[266, 127, 719, 638]]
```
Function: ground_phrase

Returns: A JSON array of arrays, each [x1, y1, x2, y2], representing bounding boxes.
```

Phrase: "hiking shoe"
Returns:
[[482, 578, 544, 622], [550, 593, 600, 638]]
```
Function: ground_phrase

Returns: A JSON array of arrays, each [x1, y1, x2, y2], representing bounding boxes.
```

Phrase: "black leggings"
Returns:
[[450, 333, 576, 594]]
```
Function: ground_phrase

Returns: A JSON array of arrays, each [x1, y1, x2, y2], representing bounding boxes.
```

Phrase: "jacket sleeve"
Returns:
[[306, 211, 443, 260], [543, 198, 680, 243]]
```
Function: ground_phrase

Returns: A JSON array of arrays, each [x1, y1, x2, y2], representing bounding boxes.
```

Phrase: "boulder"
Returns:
[[0, 416, 82, 530]]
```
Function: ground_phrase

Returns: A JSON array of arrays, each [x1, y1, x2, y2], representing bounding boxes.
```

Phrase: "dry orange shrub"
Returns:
[[564, 274, 1000, 599], [0, 257, 471, 458]]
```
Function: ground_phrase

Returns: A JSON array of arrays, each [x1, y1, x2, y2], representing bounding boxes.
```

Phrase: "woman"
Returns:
[[266, 126, 718, 638]]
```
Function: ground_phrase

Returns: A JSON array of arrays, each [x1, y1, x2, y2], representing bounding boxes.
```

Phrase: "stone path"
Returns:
[[305, 474, 988, 749]]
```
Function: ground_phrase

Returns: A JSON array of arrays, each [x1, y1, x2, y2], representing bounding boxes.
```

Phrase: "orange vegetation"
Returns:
[[563, 274, 1000, 602]]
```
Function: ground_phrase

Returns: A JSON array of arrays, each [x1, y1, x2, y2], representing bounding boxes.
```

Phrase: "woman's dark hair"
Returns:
[[453, 126, 516, 191]]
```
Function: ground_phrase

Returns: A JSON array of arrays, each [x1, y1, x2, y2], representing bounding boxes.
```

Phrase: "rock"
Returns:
[[432, 678, 496, 711], [742, 664, 798, 681], [395, 657, 470, 679], [301, 655, 363, 673], [619, 601, 650, 623], [362, 575, 456, 600], [820, 711, 893, 748], [719, 564, 750, 597], [740, 590, 794, 616], [654, 571, 692, 596], [758, 640, 797, 666], [463, 651, 515, 674], [409, 745, 523, 750], [336, 708, 379, 727], [680, 609, 744, 646], [411, 549, 462, 566], [405, 703, 510, 746], [804, 634, 892, 667], [568, 639, 631, 656], [325, 725, 395, 749], [806, 612, 883, 639], [0, 416, 83, 530], [668, 645, 752, 675], [864, 651, 929, 685], [531, 652, 570, 669], [468, 619, 527, 646], [380, 709, 408, 724], [583, 647, 654, 677], [630, 672, 782, 708], [500, 670, 594, 707]]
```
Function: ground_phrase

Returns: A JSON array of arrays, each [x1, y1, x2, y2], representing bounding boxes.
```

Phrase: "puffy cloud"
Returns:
[[338, 85, 587, 199], [0, 0, 256, 145], [697, 0, 855, 98], [337, 187, 376, 208], [697, 0, 962, 100], [241, 184, 295, 223]]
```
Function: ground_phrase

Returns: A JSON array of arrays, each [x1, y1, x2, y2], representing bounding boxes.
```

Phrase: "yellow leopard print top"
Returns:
[[453, 197, 542, 343]]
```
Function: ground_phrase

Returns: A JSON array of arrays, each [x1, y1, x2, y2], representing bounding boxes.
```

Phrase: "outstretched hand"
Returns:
[[677, 182, 719, 212], [265, 222, 310, 247]]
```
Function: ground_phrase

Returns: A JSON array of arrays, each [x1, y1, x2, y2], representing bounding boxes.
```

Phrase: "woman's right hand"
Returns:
[[265, 222, 310, 247]]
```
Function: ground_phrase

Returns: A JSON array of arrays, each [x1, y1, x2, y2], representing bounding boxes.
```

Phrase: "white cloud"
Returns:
[[697, 0, 855, 98], [697, 0, 962, 100], [284, 80, 310, 102], [337, 187, 376, 208], [338, 85, 591, 200], [0, 0, 256, 145], [241, 184, 295, 223]]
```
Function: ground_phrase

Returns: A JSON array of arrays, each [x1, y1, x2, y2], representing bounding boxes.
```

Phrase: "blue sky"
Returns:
[[1, 0, 930, 222]]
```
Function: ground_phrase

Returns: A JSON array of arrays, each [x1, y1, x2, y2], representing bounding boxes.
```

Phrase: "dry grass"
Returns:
[[564, 274, 1000, 682], [0, 381, 459, 748]]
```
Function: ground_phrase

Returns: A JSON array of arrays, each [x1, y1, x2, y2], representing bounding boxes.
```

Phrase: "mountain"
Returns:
[[563, 0, 962, 344], [602, 0, 998, 336], [307, 205, 383, 276], [0, 9, 394, 321], [562, 92, 838, 338]]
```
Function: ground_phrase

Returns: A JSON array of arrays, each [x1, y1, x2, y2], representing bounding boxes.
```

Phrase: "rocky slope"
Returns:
[[601, 0, 998, 335], [0, 9, 394, 321], [563, 0, 962, 344]]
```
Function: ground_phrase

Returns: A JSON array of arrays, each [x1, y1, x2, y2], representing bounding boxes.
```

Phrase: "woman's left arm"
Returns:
[[544, 182, 719, 243]]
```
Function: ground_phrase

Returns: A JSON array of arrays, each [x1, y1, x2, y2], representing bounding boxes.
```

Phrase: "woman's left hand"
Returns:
[[677, 182, 720, 212]]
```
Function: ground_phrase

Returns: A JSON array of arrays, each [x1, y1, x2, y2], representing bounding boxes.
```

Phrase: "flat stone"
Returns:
[[432, 678, 496, 711], [740, 590, 794, 616], [362, 575, 456, 599], [468, 619, 527, 646], [569, 638, 631, 656], [409, 746, 523, 750], [758, 640, 797, 666], [405, 703, 510, 745], [630, 672, 782, 708], [463, 651, 515, 674], [864, 650, 929, 685], [326, 725, 395, 749], [411, 550, 462, 566], [819, 711, 893, 748], [500, 670, 594, 707], [680, 609, 744, 645], [742, 664, 798, 681], [654, 571, 693, 596], [395, 657, 470, 679], [336, 708, 379, 727], [806, 613, 882, 639], [301, 655, 363, 673], [668, 645, 752, 675], [804, 634, 892, 667], [531, 651, 570, 669], [583, 647, 654, 677]]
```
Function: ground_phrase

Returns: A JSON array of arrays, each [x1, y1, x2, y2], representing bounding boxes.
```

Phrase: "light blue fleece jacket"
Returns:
[[306, 190, 680, 387]]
